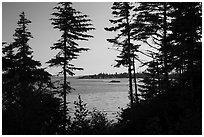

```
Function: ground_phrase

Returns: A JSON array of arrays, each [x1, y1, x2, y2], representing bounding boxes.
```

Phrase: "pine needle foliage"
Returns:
[[47, 2, 95, 132]]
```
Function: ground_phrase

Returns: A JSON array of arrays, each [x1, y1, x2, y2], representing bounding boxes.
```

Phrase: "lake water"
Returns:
[[65, 78, 130, 120]]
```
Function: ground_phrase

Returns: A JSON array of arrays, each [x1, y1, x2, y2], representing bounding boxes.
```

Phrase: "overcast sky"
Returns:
[[2, 2, 149, 76]]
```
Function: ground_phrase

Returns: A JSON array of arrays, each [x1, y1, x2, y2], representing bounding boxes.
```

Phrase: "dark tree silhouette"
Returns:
[[134, 2, 174, 93], [2, 12, 61, 135], [70, 95, 90, 134], [2, 42, 19, 109], [168, 2, 202, 101], [139, 57, 161, 102], [117, 2, 202, 135], [105, 2, 140, 109], [2, 2, 202, 135], [47, 2, 95, 133]]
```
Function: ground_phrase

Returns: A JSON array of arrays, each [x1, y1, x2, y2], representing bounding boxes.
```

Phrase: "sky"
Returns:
[[2, 2, 150, 76]]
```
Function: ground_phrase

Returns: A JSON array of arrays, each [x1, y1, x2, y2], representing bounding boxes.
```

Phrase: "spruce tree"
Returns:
[[13, 12, 43, 86], [134, 2, 173, 93], [168, 2, 202, 101], [3, 12, 43, 108], [105, 2, 140, 109], [117, 2, 202, 134], [136, 2, 201, 102], [12, 12, 53, 106], [47, 2, 94, 132], [2, 12, 61, 134]]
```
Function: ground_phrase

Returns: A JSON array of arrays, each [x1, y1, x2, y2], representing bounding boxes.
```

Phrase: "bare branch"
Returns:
[[137, 50, 152, 58], [142, 40, 160, 50]]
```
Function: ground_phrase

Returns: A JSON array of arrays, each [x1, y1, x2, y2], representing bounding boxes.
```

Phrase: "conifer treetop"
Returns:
[[51, 2, 95, 41], [48, 2, 95, 76], [12, 12, 42, 80]]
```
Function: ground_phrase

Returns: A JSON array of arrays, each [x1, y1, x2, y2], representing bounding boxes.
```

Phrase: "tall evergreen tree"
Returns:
[[11, 12, 52, 106], [14, 12, 41, 74], [105, 2, 140, 109], [134, 2, 174, 93], [47, 2, 94, 132], [2, 12, 40, 108], [2, 12, 61, 134], [135, 1, 201, 106], [168, 2, 202, 101]]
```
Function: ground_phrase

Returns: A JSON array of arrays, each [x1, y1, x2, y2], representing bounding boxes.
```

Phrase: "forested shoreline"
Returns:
[[77, 72, 179, 79], [2, 2, 202, 135], [78, 72, 144, 79]]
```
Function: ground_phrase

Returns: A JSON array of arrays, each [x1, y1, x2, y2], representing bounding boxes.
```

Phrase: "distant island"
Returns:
[[78, 72, 147, 79], [109, 80, 121, 83]]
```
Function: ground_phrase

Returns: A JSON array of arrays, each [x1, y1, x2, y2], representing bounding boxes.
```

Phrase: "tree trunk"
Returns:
[[63, 30, 67, 133], [132, 56, 139, 104], [124, 2, 134, 110]]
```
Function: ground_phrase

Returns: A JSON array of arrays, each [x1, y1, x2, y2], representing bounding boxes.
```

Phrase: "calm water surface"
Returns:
[[67, 78, 130, 120]]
